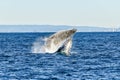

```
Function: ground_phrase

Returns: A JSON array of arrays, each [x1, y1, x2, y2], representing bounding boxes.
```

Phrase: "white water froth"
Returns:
[[32, 37, 46, 53]]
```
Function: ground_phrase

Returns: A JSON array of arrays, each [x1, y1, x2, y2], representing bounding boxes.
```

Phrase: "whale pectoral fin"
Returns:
[[56, 37, 72, 56], [59, 38, 72, 56], [65, 38, 72, 55]]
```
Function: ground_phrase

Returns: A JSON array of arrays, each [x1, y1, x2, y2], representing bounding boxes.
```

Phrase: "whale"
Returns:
[[42, 28, 77, 55]]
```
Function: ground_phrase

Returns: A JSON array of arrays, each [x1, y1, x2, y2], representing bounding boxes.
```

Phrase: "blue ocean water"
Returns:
[[0, 32, 120, 80]]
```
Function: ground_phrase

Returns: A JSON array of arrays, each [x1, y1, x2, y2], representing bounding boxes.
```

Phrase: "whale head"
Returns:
[[61, 28, 77, 39], [69, 28, 77, 34]]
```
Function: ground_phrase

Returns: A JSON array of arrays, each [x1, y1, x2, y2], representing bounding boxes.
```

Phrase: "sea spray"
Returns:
[[32, 37, 46, 53]]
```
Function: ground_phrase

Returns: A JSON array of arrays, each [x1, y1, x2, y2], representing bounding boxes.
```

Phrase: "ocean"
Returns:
[[0, 32, 120, 80]]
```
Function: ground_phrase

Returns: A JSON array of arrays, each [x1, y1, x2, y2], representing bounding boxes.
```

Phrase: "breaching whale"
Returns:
[[42, 28, 77, 55]]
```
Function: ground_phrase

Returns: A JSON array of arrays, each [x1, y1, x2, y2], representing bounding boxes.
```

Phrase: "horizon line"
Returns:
[[0, 24, 113, 29]]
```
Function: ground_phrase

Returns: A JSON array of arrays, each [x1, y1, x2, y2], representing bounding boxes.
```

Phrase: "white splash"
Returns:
[[31, 37, 46, 53]]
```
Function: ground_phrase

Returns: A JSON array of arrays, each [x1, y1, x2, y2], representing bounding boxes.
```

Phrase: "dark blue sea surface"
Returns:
[[0, 32, 120, 80]]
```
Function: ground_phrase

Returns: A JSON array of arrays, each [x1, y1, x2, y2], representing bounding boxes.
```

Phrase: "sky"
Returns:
[[0, 0, 120, 28]]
